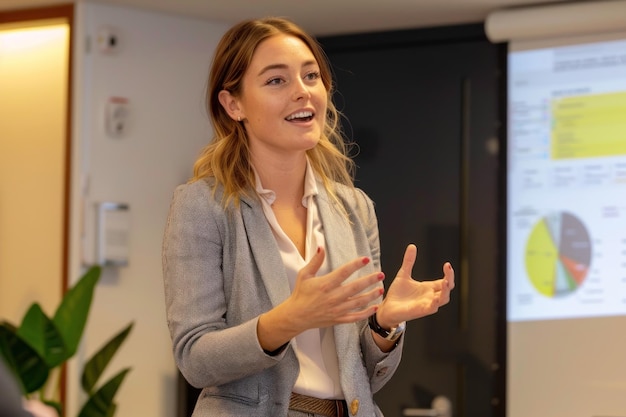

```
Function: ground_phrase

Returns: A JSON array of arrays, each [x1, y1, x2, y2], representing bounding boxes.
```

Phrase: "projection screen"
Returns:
[[487, 2, 626, 416]]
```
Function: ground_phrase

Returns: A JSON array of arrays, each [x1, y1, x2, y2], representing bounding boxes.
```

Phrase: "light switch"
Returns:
[[106, 96, 129, 137], [97, 202, 130, 267]]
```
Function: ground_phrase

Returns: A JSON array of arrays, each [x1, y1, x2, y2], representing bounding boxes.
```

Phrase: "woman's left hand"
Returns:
[[375, 244, 455, 329]]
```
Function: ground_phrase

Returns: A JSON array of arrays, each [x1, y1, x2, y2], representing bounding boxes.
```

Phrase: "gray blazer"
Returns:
[[162, 178, 403, 417], [0, 360, 33, 417]]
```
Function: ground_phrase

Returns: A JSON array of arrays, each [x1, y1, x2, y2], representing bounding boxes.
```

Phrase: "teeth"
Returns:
[[286, 111, 313, 121]]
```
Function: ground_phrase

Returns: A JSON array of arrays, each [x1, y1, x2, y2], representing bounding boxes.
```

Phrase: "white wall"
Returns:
[[68, 2, 229, 416]]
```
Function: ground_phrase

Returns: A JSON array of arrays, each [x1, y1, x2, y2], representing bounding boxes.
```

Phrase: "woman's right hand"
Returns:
[[289, 246, 384, 329], [257, 246, 383, 352]]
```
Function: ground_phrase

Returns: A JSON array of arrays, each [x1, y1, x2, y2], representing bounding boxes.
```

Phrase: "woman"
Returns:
[[162, 17, 455, 417]]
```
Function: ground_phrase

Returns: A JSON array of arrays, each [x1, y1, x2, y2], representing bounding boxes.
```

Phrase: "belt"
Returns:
[[289, 392, 348, 417]]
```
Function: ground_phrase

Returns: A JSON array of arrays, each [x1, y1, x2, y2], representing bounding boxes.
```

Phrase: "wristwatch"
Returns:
[[368, 313, 406, 342]]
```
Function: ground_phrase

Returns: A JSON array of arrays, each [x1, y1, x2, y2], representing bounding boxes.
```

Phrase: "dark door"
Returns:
[[320, 24, 501, 417]]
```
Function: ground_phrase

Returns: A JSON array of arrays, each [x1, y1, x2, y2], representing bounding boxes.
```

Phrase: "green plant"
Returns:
[[0, 265, 133, 417]]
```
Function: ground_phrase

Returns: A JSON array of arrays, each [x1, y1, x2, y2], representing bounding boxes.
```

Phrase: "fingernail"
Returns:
[[362, 257, 370, 265], [317, 246, 321, 254], [378, 272, 384, 281], [379, 288, 384, 296]]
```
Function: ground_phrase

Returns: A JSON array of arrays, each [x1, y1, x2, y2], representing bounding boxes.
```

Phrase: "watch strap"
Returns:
[[368, 313, 405, 342]]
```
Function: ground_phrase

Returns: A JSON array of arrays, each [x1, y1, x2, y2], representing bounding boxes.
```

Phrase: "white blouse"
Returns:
[[254, 161, 344, 400]]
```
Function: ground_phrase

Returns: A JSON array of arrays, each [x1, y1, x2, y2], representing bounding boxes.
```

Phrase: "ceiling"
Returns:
[[0, 0, 572, 36]]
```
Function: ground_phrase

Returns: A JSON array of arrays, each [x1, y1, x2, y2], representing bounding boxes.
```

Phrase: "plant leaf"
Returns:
[[0, 324, 49, 393], [17, 303, 67, 367], [81, 322, 134, 393], [77, 368, 131, 417], [53, 265, 101, 357]]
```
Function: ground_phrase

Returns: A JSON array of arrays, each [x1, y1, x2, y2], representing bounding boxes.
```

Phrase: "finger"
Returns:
[[300, 246, 326, 280], [342, 271, 384, 298], [427, 279, 445, 292], [329, 287, 384, 317], [337, 304, 379, 324], [436, 263, 455, 305], [325, 255, 373, 288], [422, 263, 454, 292], [442, 262, 455, 290], [397, 244, 417, 278], [340, 286, 384, 315]]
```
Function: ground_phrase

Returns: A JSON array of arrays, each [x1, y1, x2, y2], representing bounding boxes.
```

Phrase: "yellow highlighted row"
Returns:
[[551, 91, 626, 159]]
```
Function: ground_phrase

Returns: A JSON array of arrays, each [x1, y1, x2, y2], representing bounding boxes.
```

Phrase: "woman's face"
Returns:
[[232, 34, 328, 161]]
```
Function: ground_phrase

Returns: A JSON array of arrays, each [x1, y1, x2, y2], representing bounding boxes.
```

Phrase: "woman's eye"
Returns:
[[305, 71, 321, 81], [266, 77, 284, 85]]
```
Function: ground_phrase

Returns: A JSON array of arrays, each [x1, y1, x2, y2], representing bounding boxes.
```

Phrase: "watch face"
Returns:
[[387, 321, 406, 341], [396, 321, 406, 333]]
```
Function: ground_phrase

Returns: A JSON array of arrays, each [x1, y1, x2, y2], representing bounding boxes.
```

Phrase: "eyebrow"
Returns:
[[257, 60, 318, 76]]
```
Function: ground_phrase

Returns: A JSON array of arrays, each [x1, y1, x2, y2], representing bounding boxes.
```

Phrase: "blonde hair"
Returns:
[[192, 17, 355, 207]]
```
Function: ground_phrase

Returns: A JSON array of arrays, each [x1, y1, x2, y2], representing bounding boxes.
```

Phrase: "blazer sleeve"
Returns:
[[162, 181, 289, 389], [0, 360, 35, 417]]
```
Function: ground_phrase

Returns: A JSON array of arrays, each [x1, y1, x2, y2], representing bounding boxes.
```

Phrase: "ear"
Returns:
[[218, 90, 244, 121]]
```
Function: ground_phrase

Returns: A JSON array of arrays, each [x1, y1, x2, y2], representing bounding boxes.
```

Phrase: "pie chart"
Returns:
[[525, 212, 592, 297]]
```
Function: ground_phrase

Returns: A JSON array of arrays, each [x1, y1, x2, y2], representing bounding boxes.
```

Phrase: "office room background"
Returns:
[[1, 1, 625, 416]]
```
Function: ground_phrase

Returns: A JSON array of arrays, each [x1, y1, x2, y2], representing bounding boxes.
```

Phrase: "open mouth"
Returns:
[[285, 111, 314, 122]]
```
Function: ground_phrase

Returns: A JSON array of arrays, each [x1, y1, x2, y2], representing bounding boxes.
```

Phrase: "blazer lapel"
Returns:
[[240, 194, 292, 308], [316, 186, 358, 270], [316, 186, 363, 361]]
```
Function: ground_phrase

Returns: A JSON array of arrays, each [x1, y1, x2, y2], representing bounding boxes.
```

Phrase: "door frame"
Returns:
[[0, 3, 75, 410], [0, 3, 74, 293]]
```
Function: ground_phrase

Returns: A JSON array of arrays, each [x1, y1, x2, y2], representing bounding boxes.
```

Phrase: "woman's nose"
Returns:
[[292, 79, 311, 101]]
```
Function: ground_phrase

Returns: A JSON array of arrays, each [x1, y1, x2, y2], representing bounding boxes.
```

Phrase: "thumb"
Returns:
[[299, 246, 326, 280], [397, 244, 417, 278]]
